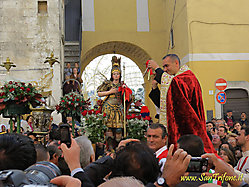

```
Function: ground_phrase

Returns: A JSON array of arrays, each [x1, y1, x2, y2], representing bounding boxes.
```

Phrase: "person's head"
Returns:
[[218, 126, 227, 139], [74, 62, 79, 68], [212, 134, 222, 146], [49, 129, 61, 142], [235, 147, 242, 160], [35, 144, 49, 162], [27, 132, 39, 144], [113, 142, 159, 184], [241, 112, 247, 120], [227, 133, 238, 148], [206, 122, 214, 132], [99, 177, 144, 187], [146, 123, 168, 152], [48, 140, 60, 147], [65, 75, 70, 82], [210, 127, 218, 135], [0, 133, 37, 170], [219, 148, 237, 167], [72, 67, 78, 74], [233, 121, 242, 132], [215, 119, 225, 128], [66, 62, 71, 68], [211, 118, 217, 124], [220, 143, 230, 150], [115, 129, 123, 142], [177, 134, 205, 156], [161, 54, 180, 75], [236, 126, 249, 149], [47, 145, 61, 166], [226, 110, 233, 117], [105, 129, 114, 138], [26, 115, 34, 124], [66, 116, 73, 124], [75, 135, 95, 168]]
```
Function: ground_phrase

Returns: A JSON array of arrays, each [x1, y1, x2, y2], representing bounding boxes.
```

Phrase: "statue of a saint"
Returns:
[[97, 56, 124, 128]]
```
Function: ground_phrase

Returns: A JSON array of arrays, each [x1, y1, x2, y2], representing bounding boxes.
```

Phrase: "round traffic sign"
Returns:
[[216, 91, 226, 104], [215, 78, 227, 90]]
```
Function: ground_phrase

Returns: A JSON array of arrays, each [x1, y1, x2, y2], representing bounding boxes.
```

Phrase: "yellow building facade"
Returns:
[[80, 0, 249, 120]]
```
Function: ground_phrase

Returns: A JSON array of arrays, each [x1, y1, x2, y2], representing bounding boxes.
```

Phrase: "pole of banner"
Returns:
[[123, 62, 127, 137]]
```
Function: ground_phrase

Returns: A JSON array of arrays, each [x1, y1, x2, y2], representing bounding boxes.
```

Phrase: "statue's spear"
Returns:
[[123, 62, 127, 137]]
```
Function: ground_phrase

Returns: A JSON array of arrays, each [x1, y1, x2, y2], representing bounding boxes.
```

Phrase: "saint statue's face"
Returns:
[[112, 71, 120, 81]]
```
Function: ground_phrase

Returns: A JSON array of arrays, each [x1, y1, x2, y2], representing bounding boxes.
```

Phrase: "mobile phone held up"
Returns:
[[59, 124, 71, 148], [187, 157, 208, 173]]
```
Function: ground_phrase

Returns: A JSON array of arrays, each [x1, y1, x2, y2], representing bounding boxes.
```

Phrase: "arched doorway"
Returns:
[[80, 41, 156, 115], [82, 54, 145, 106]]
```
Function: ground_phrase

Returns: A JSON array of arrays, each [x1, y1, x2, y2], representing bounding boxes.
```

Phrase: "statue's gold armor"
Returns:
[[97, 80, 123, 128]]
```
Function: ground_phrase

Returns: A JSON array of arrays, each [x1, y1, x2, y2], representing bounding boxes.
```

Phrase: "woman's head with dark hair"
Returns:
[[219, 141, 235, 154], [219, 147, 237, 167], [113, 142, 159, 184], [234, 146, 242, 160], [0, 133, 37, 170], [26, 115, 34, 124], [233, 121, 242, 129]]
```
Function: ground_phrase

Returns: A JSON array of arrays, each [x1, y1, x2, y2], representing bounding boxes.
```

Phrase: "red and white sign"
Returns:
[[215, 78, 227, 90]]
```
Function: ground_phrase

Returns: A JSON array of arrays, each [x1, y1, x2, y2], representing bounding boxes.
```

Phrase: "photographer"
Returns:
[[0, 133, 62, 186], [175, 134, 208, 186], [0, 133, 36, 171]]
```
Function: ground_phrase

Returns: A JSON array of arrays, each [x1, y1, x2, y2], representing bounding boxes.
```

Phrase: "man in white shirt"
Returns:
[[233, 126, 249, 184], [235, 127, 249, 173]]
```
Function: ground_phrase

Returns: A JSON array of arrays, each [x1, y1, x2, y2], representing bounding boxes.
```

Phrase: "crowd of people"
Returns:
[[1, 120, 249, 187], [63, 62, 82, 95], [207, 111, 249, 170]]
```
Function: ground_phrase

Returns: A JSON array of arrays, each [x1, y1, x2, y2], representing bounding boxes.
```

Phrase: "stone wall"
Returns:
[[0, 0, 64, 124]]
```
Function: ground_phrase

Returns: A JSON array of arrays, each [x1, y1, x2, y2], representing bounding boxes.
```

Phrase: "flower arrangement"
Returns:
[[0, 81, 43, 111], [81, 109, 107, 144], [126, 114, 151, 141], [56, 92, 89, 116]]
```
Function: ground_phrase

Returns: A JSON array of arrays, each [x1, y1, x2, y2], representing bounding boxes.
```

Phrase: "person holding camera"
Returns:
[[0, 133, 37, 171], [58, 136, 191, 187], [0, 133, 62, 186]]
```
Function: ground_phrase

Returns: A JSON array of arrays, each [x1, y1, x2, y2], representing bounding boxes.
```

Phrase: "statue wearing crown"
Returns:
[[97, 56, 132, 130]]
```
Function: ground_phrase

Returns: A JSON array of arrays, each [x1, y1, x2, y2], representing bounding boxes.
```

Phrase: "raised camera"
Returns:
[[187, 157, 208, 172]]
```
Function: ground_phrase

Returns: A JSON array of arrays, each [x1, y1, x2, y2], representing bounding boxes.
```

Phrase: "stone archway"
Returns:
[[81, 41, 151, 72], [80, 41, 156, 115]]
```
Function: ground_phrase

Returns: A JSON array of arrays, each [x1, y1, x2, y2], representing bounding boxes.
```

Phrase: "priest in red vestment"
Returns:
[[148, 54, 216, 154]]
